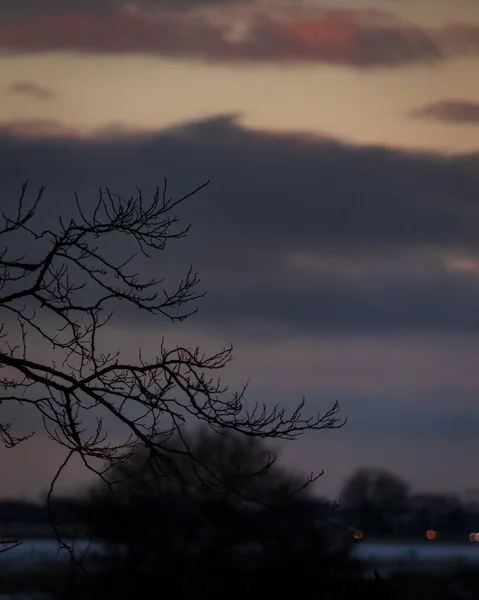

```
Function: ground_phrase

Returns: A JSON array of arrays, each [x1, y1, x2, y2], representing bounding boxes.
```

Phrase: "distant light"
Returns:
[[469, 533, 477, 543], [353, 529, 363, 540], [426, 530, 437, 540], [474, 533, 479, 543]]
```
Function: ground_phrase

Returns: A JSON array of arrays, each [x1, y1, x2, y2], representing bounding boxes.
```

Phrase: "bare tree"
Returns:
[[0, 180, 343, 497]]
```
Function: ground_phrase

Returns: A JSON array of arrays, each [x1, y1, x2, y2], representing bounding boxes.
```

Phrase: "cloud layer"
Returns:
[[0, 2, 477, 68], [2, 114, 479, 497], [411, 100, 479, 124], [1, 114, 479, 338], [0, 0, 248, 15], [6, 81, 56, 101]]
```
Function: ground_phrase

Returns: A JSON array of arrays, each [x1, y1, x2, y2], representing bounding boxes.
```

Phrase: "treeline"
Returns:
[[8, 429, 367, 599], [1, 467, 477, 543], [0, 498, 79, 524], [336, 468, 479, 540], [1, 430, 479, 599]]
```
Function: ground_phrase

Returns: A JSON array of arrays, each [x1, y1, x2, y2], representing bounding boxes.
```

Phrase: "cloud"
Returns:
[[441, 22, 479, 57], [6, 81, 56, 101], [318, 387, 479, 442], [6, 81, 55, 100], [0, 119, 80, 138], [0, 0, 113, 15], [0, 0, 248, 16], [2, 111, 479, 499], [1, 114, 479, 339], [0, 4, 459, 68], [410, 100, 479, 124]]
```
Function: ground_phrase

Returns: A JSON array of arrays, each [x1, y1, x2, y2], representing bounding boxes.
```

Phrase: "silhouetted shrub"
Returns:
[[78, 428, 364, 598]]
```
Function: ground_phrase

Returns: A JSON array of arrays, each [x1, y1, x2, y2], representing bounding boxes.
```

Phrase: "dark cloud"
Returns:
[[0, 0, 244, 16], [441, 23, 479, 57], [299, 387, 479, 443], [6, 81, 56, 101], [410, 100, 479, 124], [0, 5, 453, 68], [2, 113, 479, 499], [0, 0, 115, 15], [1, 114, 479, 338], [0, 119, 80, 137], [203, 273, 479, 336]]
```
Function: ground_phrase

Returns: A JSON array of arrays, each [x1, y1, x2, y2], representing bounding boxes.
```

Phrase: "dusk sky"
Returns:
[[1, 0, 479, 501]]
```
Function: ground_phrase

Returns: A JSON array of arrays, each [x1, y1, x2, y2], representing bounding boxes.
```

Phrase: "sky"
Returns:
[[1, 0, 479, 502]]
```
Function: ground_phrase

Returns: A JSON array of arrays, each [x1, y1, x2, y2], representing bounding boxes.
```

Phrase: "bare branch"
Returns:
[[0, 180, 344, 506]]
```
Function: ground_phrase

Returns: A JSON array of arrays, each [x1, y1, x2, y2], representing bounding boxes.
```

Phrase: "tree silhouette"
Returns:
[[79, 428, 362, 598], [0, 180, 343, 501], [341, 468, 409, 509], [340, 468, 410, 534]]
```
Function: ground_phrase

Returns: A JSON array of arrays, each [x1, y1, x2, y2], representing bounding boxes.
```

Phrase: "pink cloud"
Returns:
[[1, 4, 474, 68]]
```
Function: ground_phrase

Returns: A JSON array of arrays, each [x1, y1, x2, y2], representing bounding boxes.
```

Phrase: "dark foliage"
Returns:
[[78, 428, 363, 598]]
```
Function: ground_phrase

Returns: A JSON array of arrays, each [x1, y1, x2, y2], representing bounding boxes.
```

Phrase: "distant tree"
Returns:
[[340, 468, 410, 534], [409, 493, 467, 537], [341, 468, 410, 510], [79, 428, 362, 598], [0, 181, 343, 505]]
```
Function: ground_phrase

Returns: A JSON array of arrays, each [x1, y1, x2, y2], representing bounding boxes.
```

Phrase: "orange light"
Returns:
[[426, 530, 437, 540], [469, 533, 477, 542], [353, 529, 363, 540]]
